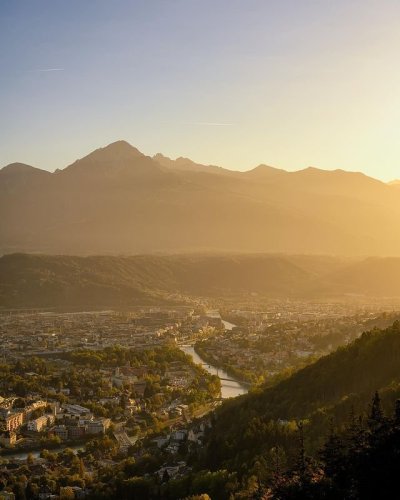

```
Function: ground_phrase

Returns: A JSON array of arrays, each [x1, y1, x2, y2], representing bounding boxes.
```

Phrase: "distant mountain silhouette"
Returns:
[[1, 140, 400, 255], [0, 163, 51, 191]]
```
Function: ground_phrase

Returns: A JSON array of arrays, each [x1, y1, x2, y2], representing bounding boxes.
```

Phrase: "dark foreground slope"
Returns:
[[202, 321, 400, 473], [3, 253, 400, 309]]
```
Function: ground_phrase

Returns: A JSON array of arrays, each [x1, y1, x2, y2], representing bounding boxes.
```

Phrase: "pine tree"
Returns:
[[296, 421, 306, 479], [394, 399, 400, 425], [320, 420, 344, 478], [368, 391, 384, 428], [162, 468, 170, 483]]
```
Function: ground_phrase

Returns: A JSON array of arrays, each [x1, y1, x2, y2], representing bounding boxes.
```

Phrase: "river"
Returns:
[[1, 444, 85, 461], [180, 339, 248, 399]]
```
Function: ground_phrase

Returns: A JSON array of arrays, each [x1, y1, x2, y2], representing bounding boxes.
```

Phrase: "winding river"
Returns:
[[180, 319, 248, 399]]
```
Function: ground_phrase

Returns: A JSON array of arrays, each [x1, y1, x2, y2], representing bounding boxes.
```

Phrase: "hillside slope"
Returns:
[[203, 321, 400, 472], [0, 253, 326, 309], [2, 253, 400, 309]]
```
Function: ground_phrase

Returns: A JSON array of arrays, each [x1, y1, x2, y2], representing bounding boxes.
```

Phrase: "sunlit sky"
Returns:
[[1, 0, 400, 180]]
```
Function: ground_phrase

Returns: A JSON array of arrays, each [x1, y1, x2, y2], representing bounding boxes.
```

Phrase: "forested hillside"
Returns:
[[0, 253, 324, 308], [3, 253, 400, 309], [84, 323, 400, 498], [201, 321, 400, 473]]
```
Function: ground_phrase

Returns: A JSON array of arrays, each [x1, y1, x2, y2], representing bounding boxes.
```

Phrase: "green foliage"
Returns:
[[271, 396, 400, 499], [201, 321, 400, 471]]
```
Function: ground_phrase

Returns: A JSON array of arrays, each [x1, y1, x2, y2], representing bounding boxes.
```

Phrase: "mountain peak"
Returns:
[[0, 162, 50, 177], [101, 140, 143, 155], [62, 140, 153, 176], [0, 163, 50, 192], [245, 164, 286, 178], [153, 153, 226, 175]]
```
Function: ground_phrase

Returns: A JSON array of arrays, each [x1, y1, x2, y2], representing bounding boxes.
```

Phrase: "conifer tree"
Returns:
[[394, 399, 400, 425], [368, 391, 384, 427]]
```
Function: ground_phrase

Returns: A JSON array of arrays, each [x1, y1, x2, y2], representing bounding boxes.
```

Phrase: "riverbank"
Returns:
[[194, 342, 255, 386], [0, 443, 85, 461], [179, 345, 248, 399]]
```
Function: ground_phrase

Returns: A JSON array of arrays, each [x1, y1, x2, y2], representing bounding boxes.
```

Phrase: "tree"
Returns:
[[59, 486, 75, 500], [79, 458, 86, 478], [295, 421, 306, 479], [369, 391, 384, 427], [26, 482, 39, 500], [13, 482, 26, 500], [394, 399, 400, 425], [162, 469, 170, 483]]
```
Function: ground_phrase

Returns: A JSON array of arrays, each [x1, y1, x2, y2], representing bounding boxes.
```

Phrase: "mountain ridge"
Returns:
[[0, 140, 386, 182], [2, 253, 400, 309], [1, 140, 400, 256]]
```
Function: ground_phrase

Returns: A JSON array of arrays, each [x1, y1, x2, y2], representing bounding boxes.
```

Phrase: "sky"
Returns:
[[1, 0, 400, 180]]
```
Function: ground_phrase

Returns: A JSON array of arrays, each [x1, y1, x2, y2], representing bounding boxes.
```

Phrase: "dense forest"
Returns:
[[98, 396, 400, 499], [200, 321, 400, 475]]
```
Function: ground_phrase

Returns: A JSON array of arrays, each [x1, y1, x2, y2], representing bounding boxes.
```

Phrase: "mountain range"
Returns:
[[1, 140, 400, 256]]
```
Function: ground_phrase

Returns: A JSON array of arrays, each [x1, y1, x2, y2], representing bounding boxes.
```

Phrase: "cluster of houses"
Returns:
[[0, 309, 198, 362], [152, 421, 207, 454], [0, 397, 51, 447], [110, 366, 147, 396], [0, 398, 111, 449], [151, 421, 210, 482], [48, 404, 111, 442]]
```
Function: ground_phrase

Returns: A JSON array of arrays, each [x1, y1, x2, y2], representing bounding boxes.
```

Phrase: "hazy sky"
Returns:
[[1, 0, 400, 180]]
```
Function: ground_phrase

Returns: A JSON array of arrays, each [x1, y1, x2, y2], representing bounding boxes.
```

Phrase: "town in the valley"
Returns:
[[0, 300, 399, 498]]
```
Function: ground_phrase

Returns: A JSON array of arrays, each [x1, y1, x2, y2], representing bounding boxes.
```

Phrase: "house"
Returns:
[[188, 429, 204, 443], [23, 400, 48, 421], [132, 381, 147, 397], [5, 412, 24, 432], [111, 367, 138, 388], [166, 442, 180, 454], [68, 425, 86, 440], [62, 404, 91, 418], [27, 414, 55, 432], [52, 425, 68, 440], [171, 429, 187, 442], [86, 418, 111, 435], [152, 435, 170, 448]]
